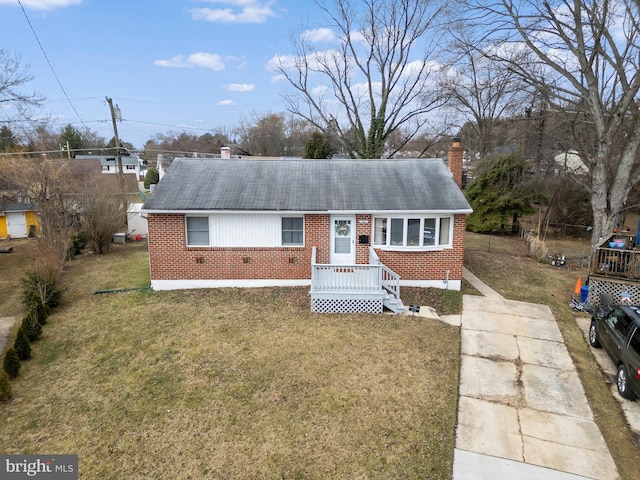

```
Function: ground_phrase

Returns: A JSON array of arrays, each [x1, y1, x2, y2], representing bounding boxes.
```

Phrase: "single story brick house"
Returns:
[[142, 140, 472, 313]]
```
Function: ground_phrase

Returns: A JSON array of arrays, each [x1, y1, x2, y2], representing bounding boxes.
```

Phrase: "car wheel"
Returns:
[[617, 364, 635, 399], [589, 320, 601, 348]]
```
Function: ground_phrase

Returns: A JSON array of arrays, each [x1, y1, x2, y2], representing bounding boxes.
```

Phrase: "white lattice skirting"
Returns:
[[587, 277, 640, 305], [312, 297, 383, 314]]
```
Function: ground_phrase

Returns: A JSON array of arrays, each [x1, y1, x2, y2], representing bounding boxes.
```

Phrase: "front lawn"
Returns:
[[0, 242, 460, 479]]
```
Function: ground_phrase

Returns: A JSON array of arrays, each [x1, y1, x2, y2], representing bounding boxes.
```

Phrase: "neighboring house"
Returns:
[[75, 154, 144, 179], [0, 158, 139, 239], [142, 140, 472, 313], [553, 150, 589, 175], [43, 158, 140, 196], [127, 203, 148, 238], [0, 203, 40, 239]]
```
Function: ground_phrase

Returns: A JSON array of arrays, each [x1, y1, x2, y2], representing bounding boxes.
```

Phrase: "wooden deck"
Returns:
[[590, 234, 640, 280], [309, 247, 404, 314]]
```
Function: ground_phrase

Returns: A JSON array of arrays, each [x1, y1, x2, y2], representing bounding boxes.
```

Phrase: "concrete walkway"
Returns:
[[453, 270, 620, 480], [0, 316, 16, 354]]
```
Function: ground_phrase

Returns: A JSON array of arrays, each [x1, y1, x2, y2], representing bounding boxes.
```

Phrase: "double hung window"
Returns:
[[186, 217, 210, 246], [282, 217, 303, 245]]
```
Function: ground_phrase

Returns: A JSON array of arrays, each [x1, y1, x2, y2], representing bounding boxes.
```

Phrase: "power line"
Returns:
[[17, 0, 88, 130]]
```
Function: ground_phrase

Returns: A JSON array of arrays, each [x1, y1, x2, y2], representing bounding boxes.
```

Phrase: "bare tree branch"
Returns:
[[464, 0, 640, 244], [271, 0, 448, 158]]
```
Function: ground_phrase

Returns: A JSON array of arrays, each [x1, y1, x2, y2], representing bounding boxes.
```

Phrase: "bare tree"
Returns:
[[271, 0, 448, 159], [76, 177, 128, 254], [1, 156, 77, 281], [25, 123, 60, 156], [235, 112, 288, 157], [439, 38, 536, 159], [465, 0, 640, 245], [0, 48, 43, 123]]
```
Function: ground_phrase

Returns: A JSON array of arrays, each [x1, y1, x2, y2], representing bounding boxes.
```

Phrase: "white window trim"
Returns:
[[372, 215, 453, 251], [281, 216, 305, 246], [185, 215, 211, 247]]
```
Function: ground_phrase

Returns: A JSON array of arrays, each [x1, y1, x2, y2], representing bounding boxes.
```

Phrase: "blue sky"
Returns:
[[1, 0, 324, 148]]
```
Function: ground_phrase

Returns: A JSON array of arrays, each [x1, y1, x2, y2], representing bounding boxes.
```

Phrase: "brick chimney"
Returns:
[[447, 137, 464, 188], [221, 147, 231, 159]]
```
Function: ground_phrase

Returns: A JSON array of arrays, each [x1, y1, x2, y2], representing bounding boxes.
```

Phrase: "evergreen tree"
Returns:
[[144, 167, 159, 189], [14, 326, 32, 360], [303, 132, 333, 159], [466, 152, 546, 233], [0, 370, 11, 401], [0, 125, 18, 152], [58, 124, 84, 158], [21, 315, 42, 342], [3, 348, 20, 378]]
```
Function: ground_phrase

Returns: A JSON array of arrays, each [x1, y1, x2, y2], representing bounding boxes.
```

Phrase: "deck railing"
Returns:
[[310, 246, 401, 296], [591, 234, 640, 280], [369, 247, 401, 299]]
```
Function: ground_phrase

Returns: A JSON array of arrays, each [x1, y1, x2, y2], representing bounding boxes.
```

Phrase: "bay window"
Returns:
[[373, 216, 453, 248]]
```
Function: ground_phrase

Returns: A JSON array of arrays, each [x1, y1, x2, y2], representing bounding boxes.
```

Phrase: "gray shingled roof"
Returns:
[[142, 158, 472, 213]]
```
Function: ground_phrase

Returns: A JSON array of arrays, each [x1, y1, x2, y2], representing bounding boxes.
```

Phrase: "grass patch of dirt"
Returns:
[[1, 241, 460, 479], [465, 231, 640, 480]]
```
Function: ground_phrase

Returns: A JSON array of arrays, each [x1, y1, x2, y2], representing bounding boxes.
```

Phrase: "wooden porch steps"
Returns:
[[383, 292, 405, 314]]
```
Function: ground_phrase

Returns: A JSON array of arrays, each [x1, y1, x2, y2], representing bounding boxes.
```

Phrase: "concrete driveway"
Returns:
[[453, 269, 621, 480]]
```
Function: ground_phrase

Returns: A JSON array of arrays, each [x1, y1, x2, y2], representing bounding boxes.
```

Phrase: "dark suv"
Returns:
[[590, 304, 640, 400]]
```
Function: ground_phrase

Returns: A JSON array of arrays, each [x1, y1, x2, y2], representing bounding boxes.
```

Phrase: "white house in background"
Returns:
[[553, 150, 589, 175], [75, 154, 144, 179], [127, 203, 148, 238]]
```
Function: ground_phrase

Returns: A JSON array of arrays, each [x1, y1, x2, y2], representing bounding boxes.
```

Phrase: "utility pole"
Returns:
[[105, 96, 124, 183]]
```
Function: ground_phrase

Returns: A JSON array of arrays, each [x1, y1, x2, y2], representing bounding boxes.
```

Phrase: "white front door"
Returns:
[[330, 216, 355, 264]]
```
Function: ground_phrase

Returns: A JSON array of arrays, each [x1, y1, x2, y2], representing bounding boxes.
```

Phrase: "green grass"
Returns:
[[0, 241, 460, 479]]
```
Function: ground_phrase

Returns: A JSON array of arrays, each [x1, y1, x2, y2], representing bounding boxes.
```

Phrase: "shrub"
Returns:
[[21, 314, 42, 342], [0, 370, 11, 401], [143, 167, 159, 189], [68, 231, 88, 258], [21, 270, 62, 316], [14, 326, 32, 360], [3, 348, 20, 378]]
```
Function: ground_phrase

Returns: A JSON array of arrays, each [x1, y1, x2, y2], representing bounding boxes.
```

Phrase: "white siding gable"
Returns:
[[210, 214, 282, 247]]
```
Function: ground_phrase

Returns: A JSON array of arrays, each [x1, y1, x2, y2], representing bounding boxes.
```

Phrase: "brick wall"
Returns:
[[374, 214, 466, 280], [148, 213, 466, 282], [148, 213, 329, 281]]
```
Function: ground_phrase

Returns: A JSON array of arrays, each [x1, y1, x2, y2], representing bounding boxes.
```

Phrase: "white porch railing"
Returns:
[[310, 246, 401, 298], [369, 247, 401, 300]]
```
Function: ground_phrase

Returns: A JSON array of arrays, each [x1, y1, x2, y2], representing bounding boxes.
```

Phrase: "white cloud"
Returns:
[[188, 52, 226, 70], [0, 0, 81, 10], [154, 52, 225, 71], [189, 0, 279, 24], [301, 28, 336, 43], [218, 99, 237, 106], [224, 83, 254, 92]]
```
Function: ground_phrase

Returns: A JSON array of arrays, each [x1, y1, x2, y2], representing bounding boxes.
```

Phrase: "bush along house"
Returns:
[[141, 140, 472, 314]]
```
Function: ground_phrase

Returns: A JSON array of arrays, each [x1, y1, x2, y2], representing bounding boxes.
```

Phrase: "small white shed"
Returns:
[[127, 203, 148, 238]]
